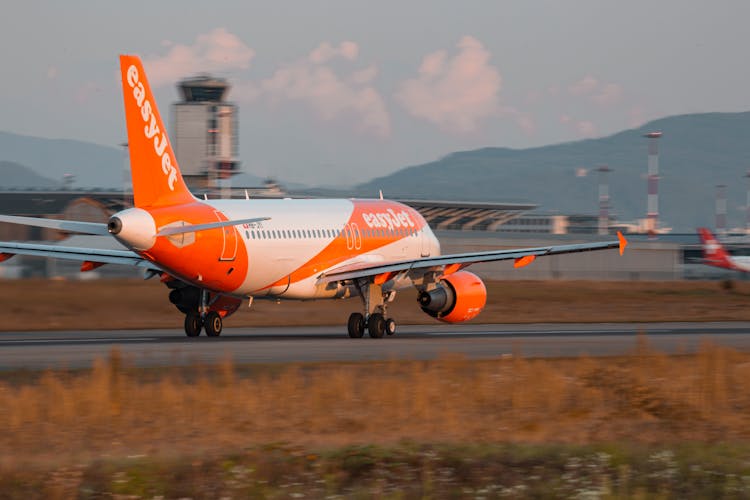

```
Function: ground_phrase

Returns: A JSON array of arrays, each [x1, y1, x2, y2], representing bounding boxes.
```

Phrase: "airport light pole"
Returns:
[[596, 165, 612, 235], [643, 131, 662, 238], [716, 184, 727, 236]]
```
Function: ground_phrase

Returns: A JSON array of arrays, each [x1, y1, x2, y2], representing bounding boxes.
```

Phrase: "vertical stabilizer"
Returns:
[[697, 227, 733, 268], [119, 55, 194, 208]]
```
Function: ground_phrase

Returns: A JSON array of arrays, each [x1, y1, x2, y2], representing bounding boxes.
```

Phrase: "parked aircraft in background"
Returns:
[[697, 227, 750, 272], [0, 55, 627, 338]]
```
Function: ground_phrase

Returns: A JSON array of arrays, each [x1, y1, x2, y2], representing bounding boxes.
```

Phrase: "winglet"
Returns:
[[617, 231, 627, 256]]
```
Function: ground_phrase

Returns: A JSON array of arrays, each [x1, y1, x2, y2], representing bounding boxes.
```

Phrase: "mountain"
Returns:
[[0, 131, 125, 188], [356, 112, 750, 231], [0, 161, 59, 188], [0, 131, 266, 189]]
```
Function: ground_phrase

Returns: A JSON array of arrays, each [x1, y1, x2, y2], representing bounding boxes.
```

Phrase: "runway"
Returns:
[[1, 322, 750, 370]]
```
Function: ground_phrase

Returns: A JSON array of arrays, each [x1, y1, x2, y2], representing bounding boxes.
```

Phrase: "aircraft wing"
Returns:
[[0, 215, 109, 235], [319, 233, 627, 284], [0, 241, 157, 270]]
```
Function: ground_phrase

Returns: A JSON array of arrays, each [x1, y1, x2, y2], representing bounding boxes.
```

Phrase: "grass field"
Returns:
[[1, 278, 750, 330], [3, 279, 750, 497], [2, 344, 750, 497]]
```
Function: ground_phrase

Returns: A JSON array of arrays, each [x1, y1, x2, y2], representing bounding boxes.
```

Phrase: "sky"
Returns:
[[1, 1, 749, 187]]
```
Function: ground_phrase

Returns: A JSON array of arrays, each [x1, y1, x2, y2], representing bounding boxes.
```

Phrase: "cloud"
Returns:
[[144, 28, 255, 87], [576, 120, 597, 137], [559, 114, 598, 138], [502, 106, 536, 136], [628, 106, 647, 127], [592, 83, 623, 106], [260, 42, 390, 137], [75, 81, 100, 104], [568, 75, 623, 106], [396, 36, 501, 133], [515, 113, 536, 136], [568, 75, 599, 96], [309, 41, 358, 64]]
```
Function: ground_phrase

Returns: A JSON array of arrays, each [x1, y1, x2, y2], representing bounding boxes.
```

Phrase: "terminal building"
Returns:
[[0, 187, 744, 281], [0, 75, 745, 281]]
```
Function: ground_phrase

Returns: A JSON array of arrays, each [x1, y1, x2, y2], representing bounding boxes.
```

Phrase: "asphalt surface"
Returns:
[[2, 322, 750, 370]]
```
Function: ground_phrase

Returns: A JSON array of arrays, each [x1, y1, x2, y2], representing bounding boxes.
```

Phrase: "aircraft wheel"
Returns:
[[204, 311, 223, 337], [385, 318, 396, 336], [368, 313, 386, 339], [184, 312, 202, 337], [347, 312, 365, 338]]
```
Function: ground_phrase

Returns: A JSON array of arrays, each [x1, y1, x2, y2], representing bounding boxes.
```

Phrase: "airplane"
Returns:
[[0, 55, 628, 338], [697, 227, 750, 272]]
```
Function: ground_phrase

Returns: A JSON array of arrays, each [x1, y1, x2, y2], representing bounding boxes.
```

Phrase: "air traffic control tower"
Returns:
[[172, 75, 239, 189]]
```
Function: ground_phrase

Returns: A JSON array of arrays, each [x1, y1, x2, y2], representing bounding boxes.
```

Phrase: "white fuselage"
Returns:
[[131, 198, 441, 299]]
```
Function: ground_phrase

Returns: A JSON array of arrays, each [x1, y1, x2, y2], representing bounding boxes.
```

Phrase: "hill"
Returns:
[[0, 131, 126, 188], [356, 112, 750, 231], [0, 161, 59, 188], [0, 131, 264, 189]]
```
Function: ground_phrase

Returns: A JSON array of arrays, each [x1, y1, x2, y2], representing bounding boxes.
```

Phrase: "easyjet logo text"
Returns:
[[126, 65, 176, 190], [362, 209, 416, 230]]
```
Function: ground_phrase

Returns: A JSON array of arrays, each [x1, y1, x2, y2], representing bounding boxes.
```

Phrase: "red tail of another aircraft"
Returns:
[[697, 227, 734, 269], [119, 55, 195, 208]]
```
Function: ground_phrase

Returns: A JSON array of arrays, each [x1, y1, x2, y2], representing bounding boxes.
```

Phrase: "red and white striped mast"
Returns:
[[644, 131, 662, 237]]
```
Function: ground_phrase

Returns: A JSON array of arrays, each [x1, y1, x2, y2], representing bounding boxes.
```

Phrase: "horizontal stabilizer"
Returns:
[[0, 241, 155, 269], [0, 214, 110, 235], [156, 217, 271, 237]]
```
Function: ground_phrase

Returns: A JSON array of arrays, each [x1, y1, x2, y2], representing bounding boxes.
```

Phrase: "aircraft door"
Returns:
[[215, 211, 238, 261], [351, 223, 362, 250]]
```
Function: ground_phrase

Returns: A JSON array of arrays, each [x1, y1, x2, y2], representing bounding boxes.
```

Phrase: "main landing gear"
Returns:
[[184, 311, 223, 337], [174, 288, 223, 337], [347, 280, 397, 339]]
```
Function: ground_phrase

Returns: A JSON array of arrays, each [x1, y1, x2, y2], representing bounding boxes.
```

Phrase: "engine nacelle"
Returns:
[[418, 270, 487, 323]]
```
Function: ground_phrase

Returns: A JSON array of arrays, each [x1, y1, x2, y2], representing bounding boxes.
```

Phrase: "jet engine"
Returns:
[[418, 270, 487, 323]]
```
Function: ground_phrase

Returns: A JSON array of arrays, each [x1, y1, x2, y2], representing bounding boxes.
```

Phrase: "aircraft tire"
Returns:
[[204, 311, 223, 337], [385, 318, 396, 336], [184, 312, 202, 337], [368, 313, 386, 339], [348, 312, 365, 338]]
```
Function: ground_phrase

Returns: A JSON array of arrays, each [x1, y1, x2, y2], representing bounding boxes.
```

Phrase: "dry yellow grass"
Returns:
[[1, 278, 750, 330], [1, 342, 749, 469]]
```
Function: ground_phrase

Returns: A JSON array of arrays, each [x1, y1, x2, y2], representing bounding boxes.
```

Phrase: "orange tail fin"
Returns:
[[119, 55, 194, 208]]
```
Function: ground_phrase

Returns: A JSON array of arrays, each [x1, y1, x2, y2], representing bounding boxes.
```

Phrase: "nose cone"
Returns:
[[108, 208, 156, 251]]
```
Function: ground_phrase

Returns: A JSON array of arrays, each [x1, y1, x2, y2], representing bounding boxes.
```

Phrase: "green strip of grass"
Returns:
[[3, 442, 750, 499]]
